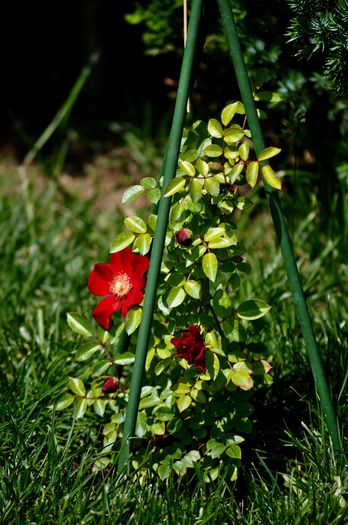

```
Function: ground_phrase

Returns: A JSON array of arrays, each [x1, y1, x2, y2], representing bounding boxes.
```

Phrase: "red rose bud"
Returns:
[[176, 228, 193, 246], [102, 377, 118, 394], [232, 255, 244, 263]]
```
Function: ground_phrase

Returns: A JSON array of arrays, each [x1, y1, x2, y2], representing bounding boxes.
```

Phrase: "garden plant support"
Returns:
[[117, 0, 342, 473]]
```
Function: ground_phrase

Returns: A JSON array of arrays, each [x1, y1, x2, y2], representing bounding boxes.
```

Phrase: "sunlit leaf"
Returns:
[[202, 253, 218, 281], [110, 231, 135, 253], [164, 177, 186, 197], [257, 147, 281, 161], [124, 216, 147, 233], [68, 377, 86, 397], [67, 313, 93, 338], [261, 165, 282, 190], [237, 299, 271, 320], [246, 161, 259, 187], [125, 307, 142, 335], [208, 118, 223, 138], [122, 185, 145, 203]]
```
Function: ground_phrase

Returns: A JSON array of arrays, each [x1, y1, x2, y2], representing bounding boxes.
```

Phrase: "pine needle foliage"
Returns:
[[287, 0, 348, 97]]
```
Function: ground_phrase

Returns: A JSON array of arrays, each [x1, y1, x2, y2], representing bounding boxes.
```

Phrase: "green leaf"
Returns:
[[204, 227, 225, 242], [230, 161, 244, 182], [74, 398, 88, 419], [224, 147, 240, 162], [257, 147, 281, 161], [135, 412, 148, 438], [202, 253, 218, 281], [246, 161, 259, 187], [124, 216, 147, 233], [153, 407, 174, 422], [122, 185, 145, 203], [155, 359, 171, 376], [147, 188, 161, 204], [225, 444, 242, 459], [158, 461, 171, 480], [206, 439, 227, 458], [67, 313, 93, 338], [237, 299, 271, 320], [231, 369, 253, 390], [208, 237, 234, 249], [93, 399, 106, 417], [208, 118, 223, 138], [221, 102, 238, 126], [204, 178, 220, 196], [184, 280, 202, 299], [181, 149, 198, 162], [150, 421, 165, 435], [125, 307, 142, 335], [109, 231, 135, 253], [76, 341, 101, 362], [68, 377, 86, 397], [254, 91, 281, 102], [189, 179, 203, 202], [223, 128, 244, 144], [239, 142, 249, 161], [133, 232, 152, 255], [261, 165, 282, 190], [204, 144, 223, 157], [206, 350, 220, 380], [114, 352, 135, 365], [53, 393, 75, 411], [166, 286, 186, 308], [148, 214, 157, 231], [213, 289, 232, 316], [140, 176, 156, 189], [177, 395, 192, 412], [178, 159, 195, 176], [164, 177, 186, 197], [196, 159, 209, 177]]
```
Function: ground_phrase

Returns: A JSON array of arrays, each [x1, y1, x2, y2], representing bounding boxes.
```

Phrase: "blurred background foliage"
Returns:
[[1, 0, 348, 245]]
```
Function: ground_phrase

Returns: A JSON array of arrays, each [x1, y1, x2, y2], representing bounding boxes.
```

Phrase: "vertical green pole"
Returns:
[[117, 0, 204, 473], [217, 0, 342, 454]]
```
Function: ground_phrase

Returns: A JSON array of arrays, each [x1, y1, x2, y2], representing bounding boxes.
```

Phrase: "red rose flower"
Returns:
[[88, 248, 149, 329], [171, 325, 206, 372]]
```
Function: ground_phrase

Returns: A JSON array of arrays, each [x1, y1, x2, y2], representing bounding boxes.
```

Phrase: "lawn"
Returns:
[[0, 161, 347, 524]]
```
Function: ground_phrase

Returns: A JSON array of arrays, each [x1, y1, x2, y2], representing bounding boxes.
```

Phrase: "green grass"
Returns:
[[0, 171, 347, 524]]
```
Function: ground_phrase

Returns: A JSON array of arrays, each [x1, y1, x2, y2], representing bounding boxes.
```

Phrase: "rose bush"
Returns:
[[57, 100, 280, 481]]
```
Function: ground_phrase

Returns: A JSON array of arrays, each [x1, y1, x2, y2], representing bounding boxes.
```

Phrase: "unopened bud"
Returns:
[[176, 228, 193, 246], [232, 255, 244, 263], [102, 377, 118, 394]]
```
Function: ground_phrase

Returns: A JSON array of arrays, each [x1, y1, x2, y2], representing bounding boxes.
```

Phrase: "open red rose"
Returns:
[[171, 325, 206, 372], [88, 248, 149, 329]]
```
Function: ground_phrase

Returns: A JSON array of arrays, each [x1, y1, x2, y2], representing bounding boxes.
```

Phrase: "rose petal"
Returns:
[[88, 263, 114, 296], [120, 289, 143, 318], [130, 255, 150, 288], [110, 248, 134, 274], [92, 295, 122, 329], [194, 346, 206, 372]]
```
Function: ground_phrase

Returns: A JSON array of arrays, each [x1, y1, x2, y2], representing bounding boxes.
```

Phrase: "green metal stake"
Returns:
[[117, 0, 204, 473], [217, 0, 342, 454]]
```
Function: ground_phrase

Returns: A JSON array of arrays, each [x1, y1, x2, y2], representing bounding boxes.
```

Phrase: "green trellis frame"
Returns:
[[117, 0, 342, 472]]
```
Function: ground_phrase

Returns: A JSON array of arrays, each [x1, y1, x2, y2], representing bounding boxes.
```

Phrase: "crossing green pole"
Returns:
[[117, 0, 204, 473], [217, 0, 342, 455]]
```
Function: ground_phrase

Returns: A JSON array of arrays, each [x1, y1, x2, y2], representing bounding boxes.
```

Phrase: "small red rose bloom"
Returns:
[[171, 324, 206, 372], [88, 248, 149, 329]]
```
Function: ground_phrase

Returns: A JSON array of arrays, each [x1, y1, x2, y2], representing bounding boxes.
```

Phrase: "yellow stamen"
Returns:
[[110, 273, 132, 298]]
